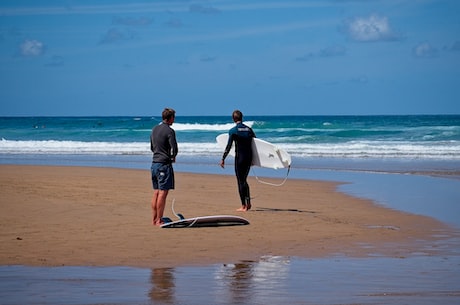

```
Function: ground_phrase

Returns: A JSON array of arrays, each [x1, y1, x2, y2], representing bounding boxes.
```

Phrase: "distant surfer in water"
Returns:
[[220, 110, 256, 211], [150, 108, 178, 226]]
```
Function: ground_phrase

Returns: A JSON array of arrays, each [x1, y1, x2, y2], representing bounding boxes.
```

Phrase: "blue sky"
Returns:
[[1, 0, 459, 116]]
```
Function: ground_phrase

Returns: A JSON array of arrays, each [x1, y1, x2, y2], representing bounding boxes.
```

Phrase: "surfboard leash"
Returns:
[[170, 199, 198, 227], [252, 165, 291, 187], [171, 198, 184, 220]]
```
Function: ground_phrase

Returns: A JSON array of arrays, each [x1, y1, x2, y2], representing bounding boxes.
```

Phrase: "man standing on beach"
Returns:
[[150, 108, 178, 226], [220, 110, 256, 211]]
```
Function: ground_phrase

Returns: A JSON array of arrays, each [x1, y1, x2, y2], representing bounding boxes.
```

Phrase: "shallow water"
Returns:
[[1, 254, 460, 305], [294, 168, 460, 229]]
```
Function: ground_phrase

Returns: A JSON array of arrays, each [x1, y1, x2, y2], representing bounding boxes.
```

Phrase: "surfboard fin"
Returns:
[[161, 217, 173, 223], [177, 213, 185, 220]]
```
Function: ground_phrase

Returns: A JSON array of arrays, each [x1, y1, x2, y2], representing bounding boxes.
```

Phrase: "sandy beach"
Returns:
[[0, 164, 456, 268]]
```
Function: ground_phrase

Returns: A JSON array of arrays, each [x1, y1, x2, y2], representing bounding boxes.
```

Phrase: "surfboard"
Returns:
[[160, 215, 250, 228], [216, 133, 291, 169]]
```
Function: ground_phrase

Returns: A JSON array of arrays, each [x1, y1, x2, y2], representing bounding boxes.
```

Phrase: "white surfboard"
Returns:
[[161, 215, 249, 228], [216, 133, 291, 169]]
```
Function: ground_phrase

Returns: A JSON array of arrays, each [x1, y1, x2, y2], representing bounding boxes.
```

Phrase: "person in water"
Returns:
[[220, 110, 256, 211], [150, 108, 178, 226]]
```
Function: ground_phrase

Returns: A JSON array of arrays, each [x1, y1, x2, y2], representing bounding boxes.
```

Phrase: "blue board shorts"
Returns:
[[151, 163, 175, 190]]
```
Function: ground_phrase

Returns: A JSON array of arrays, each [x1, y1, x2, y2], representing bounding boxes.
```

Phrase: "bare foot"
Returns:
[[152, 218, 164, 226], [236, 206, 247, 212]]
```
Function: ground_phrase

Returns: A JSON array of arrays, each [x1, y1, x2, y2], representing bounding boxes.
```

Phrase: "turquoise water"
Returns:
[[1, 115, 459, 159]]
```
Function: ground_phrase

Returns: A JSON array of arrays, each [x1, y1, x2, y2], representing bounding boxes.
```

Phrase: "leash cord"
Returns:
[[252, 165, 291, 187]]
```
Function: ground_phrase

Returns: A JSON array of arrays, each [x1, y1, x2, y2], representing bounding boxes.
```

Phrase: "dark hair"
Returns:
[[162, 108, 176, 121], [232, 110, 243, 122]]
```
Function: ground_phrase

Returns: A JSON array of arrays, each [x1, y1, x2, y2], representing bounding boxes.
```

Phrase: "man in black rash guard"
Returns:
[[150, 108, 178, 226], [220, 110, 256, 211]]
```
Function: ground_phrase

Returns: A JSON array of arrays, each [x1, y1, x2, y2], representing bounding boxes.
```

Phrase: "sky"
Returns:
[[1, 0, 459, 116]]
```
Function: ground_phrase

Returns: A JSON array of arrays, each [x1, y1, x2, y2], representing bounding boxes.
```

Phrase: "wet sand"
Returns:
[[0, 165, 456, 268]]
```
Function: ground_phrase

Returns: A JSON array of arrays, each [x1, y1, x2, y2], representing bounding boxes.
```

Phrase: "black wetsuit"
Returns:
[[222, 122, 256, 207]]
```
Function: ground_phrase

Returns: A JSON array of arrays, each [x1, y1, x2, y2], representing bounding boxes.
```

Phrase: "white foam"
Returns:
[[0, 139, 150, 155], [1, 139, 459, 160], [172, 121, 254, 131], [281, 141, 460, 159]]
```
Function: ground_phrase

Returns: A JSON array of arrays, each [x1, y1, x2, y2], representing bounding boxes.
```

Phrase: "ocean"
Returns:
[[1, 114, 459, 160], [1, 114, 460, 181]]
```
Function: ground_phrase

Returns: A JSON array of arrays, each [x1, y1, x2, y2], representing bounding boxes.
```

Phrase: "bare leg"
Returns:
[[151, 190, 159, 225], [156, 190, 169, 224], [152, 189, 169, 226]]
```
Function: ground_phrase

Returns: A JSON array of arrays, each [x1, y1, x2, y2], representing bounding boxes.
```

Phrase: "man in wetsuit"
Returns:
[[150, 108, 178, 226], [220, 110, 256, 211]]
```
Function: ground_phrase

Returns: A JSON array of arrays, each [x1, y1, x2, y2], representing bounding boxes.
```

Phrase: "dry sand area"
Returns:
[[0, 165, 456, 268]]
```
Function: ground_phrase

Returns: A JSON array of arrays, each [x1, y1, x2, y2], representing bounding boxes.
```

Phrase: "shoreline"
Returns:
[[0, 164, 458, 268]]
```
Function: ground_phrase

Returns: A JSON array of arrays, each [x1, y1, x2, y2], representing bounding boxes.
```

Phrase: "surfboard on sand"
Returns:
[[160, 215, 250, 228], [216, 133, 291, 170]]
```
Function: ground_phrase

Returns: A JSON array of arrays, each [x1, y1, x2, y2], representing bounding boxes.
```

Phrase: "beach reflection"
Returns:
[[214, 256, 291, 304], [148, 256, 290, 304], [216, 261, 255, 304], [1, 253, 460, 305], [149, 268, 175, 304]]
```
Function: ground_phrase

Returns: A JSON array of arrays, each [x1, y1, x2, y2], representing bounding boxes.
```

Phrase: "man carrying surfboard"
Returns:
[[150, 108, 178, 226], [220, 110, 256, 211]]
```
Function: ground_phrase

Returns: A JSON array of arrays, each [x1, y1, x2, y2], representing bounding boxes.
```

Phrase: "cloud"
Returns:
[[350, 75, 369, 84], [189, 4, 221, 14], [447, 40, 460, 52], [319, 45, 346, 57], [18, 39, 45, 57], [412, 42, 438, 58], [341, 14, 402, 42], [99, 28, 135, 44], [200, 55, 217, 62], [296, 44, 346, 61], [295, 53, 314, 62], [164, 17, 184, 28], [45, 55, 64, 67], [0, 3, 182, 16], [112, 16, 153, 26]]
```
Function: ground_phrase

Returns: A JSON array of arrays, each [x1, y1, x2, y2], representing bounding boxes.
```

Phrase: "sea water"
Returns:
[[1, 115, 459, 160], [1, 115, 460, 304]]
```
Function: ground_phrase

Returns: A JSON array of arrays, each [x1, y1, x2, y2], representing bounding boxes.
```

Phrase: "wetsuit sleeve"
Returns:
[[222, 133, 234, 161], [150, 132, 154, 153], [169, 129, 178, 161]]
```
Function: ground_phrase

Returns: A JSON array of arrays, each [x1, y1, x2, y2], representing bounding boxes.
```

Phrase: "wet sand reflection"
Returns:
[[149, 268, 175, 304]]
